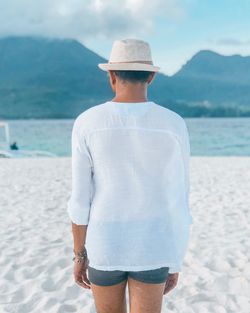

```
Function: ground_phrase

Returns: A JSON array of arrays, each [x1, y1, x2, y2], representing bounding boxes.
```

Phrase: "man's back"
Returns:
[[68, 100, 193, 273]]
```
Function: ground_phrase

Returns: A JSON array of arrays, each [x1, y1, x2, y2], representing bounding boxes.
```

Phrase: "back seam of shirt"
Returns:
[[84, 127, 182, 145]]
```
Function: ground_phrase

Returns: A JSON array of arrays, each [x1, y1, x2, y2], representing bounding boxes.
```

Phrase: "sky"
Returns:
[[0, 0, 250, 75]]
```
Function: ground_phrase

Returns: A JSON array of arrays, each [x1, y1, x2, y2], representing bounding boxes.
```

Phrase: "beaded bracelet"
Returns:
[[72, 247, 88, 264]]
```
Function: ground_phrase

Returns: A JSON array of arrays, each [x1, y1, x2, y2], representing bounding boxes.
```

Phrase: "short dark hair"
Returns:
[[112, 70, 153, 83]]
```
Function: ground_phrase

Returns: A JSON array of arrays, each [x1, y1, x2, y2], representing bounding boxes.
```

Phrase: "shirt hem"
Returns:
[[87, 262, 180, 271]]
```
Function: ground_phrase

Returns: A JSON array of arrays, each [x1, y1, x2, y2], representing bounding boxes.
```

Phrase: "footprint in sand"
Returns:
[[58, 304, 77, 313]]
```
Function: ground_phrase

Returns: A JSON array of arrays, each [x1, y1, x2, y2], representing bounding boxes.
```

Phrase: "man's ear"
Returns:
[[108, 70, 117, 92], [147, 72, 156, 85], [108, 71, 116, 83]]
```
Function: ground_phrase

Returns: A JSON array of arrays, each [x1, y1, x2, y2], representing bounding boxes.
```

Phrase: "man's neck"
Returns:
[[112, 85, 148, 103], [112, 96, 148, 103]]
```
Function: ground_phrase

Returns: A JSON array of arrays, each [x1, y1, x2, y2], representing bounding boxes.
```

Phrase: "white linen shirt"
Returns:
[[67, 101, 193, 273]]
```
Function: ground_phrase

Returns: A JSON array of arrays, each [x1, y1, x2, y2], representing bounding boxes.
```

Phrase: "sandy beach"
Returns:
[[0, 157, 249, 313]]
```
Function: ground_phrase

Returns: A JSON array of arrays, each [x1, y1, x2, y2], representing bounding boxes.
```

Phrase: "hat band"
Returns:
[[109, 60, 153, 65]]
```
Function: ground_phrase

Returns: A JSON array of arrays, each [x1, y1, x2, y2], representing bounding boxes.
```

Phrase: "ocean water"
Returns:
[[0, 118, 249, 156]]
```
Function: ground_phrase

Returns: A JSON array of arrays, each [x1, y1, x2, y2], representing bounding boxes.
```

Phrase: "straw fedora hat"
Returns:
[[98, 38, 160, 72]]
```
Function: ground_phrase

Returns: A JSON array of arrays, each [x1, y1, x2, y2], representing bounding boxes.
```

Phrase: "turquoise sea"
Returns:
[[1, 118, 250, 156]]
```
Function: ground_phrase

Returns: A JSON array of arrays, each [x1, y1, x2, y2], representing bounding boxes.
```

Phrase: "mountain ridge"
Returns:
[[0, 36, 249, 118]]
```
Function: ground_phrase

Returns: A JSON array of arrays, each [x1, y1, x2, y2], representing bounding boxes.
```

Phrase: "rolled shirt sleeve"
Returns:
[[67, 118, 93, 225]]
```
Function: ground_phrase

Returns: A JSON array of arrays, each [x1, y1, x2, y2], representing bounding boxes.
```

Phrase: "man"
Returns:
[[67, 38, 193, 313]]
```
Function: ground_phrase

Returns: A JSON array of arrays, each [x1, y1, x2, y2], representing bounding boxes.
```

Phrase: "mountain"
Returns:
[[0, 36, 249, 118], [170, 50, 250, 107], [0, 36, 113, 118]]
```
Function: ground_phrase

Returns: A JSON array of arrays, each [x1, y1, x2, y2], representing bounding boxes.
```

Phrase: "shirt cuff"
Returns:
[[67, 198, 90, 225]]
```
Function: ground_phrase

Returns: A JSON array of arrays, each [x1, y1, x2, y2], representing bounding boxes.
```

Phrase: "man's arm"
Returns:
[[181, 119, 193, 224], [168, 119, 192, 275], [67, 118, 93, 251], [71, 223, 88, 253]]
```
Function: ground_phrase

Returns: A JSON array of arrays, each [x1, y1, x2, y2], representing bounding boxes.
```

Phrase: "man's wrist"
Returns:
[[72, 246, 88, 264]]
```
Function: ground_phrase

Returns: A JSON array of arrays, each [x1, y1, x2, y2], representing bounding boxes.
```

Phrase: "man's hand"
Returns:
[[163, 273, 179, 295], [73, 258, 91, 289]]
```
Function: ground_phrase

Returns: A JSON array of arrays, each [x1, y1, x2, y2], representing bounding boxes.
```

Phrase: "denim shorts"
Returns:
[[87, 266, 170, 286]]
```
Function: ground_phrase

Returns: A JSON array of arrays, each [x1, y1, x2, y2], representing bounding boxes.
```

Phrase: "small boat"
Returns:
[[0, 121, 57, 158]]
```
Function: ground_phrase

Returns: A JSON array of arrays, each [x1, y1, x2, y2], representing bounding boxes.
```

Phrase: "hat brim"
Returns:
[[98, 62, 160, 72]]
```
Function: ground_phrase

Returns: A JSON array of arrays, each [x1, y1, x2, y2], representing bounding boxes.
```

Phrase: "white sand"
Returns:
[[0, 157, 249, 313]]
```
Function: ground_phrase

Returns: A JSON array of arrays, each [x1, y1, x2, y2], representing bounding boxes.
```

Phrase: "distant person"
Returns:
[[10, 141, 19, 150], [67, 39, 193, 313]]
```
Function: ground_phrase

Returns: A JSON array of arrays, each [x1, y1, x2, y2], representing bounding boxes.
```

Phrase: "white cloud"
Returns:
[[0, 0, 186, 40], [215, 38, 250, 46]]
